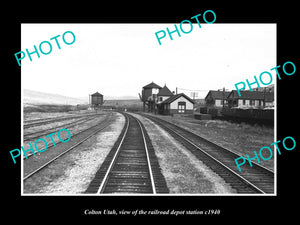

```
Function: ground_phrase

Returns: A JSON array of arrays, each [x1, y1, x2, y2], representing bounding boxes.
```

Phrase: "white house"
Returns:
[[227, 90, 274, 108], [205, 90, 231, 107], [158, 93, 195, 115]]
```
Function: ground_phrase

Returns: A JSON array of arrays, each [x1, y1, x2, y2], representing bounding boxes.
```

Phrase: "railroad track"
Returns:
[[24, 113, 97, 129], [85, 113, 169, 194], [23, 114, 109, 159], [139, 113, 274, 194], [23, 112, 114, 180], [24, 115, 99, 142]]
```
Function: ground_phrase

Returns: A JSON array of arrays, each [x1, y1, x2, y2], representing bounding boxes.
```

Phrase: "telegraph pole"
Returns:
[[191, 92, 198, 101], [89, 94, 91, 109], [222, 87, 225, 109], [263, 87, 266, 108]]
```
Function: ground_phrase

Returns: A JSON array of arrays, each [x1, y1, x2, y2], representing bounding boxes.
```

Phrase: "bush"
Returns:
[[208, 108, 218, 117]]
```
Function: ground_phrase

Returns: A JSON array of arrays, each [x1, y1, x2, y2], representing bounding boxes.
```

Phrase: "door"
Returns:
[[178, 102, 186, 113]]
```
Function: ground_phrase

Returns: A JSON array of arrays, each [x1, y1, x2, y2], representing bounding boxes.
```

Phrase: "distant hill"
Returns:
[[24, 89, 88, 105]]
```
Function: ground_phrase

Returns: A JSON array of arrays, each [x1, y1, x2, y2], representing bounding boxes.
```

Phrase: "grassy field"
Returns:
[[144, 113, 275, 171]]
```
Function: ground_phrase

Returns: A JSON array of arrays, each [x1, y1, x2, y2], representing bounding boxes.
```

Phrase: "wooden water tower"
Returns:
[[139, 82, 161, 112], [90, 92, 103, 110]]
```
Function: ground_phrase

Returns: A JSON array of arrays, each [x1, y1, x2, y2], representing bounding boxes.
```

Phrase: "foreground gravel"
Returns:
[[23, 112, 125, 194], [130, 113, 236, 194]]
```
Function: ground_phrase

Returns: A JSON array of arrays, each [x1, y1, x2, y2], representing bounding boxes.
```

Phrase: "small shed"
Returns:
[[159, 93, 194, 115]]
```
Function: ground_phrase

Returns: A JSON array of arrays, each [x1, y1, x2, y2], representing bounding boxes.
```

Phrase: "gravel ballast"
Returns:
[[130, 113, 236, 194], [23, 112, 125, 194]]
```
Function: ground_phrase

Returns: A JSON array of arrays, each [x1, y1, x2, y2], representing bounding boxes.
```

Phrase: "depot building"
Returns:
[[139, 82, 195, 115]]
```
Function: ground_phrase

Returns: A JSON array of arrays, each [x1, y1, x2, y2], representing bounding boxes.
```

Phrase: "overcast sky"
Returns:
[[21, 23, 276, 99]]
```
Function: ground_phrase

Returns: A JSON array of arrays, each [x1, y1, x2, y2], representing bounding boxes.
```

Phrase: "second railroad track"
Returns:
[[139, 113, 275, 194]]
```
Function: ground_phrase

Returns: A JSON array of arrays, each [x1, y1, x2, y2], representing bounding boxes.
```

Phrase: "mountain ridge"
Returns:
[[24, 89, 88, 105], [23, 89, 139, 105]]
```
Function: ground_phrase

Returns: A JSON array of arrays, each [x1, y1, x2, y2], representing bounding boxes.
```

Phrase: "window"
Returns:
[[221, 99, 227, 105], [178, 102, 186, 113], [159, 97, 163, 101], [243, 99, 246, 105]]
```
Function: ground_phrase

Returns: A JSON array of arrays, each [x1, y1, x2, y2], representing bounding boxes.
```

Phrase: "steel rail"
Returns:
[[96, 114, 130, 194], [140, 113, 274, 194], [24, 115, 98, 141], [136, 117, 156, 194], [23, 113, 113, 180], [165, 124, 265, 193], [23, 114, 110, 159]]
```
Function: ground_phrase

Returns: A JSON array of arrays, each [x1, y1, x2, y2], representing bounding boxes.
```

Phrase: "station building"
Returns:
[[140, 82, 195, 115], [158, 93, 195, 115]]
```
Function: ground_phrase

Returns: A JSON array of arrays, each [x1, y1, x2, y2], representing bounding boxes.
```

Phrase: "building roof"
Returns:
[[91, 91, 103, 96], [205, 90, 231, 100], [143, 82, 162, 89], [157, 85, 174, 96], [161, 93, 195, 104], [252, 84, 274, 92], [228, 90, 274, 101]]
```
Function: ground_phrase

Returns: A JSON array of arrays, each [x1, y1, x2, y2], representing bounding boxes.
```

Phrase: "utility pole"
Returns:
[[218, 87, 227, 109], [89, 94, 91, 109], [222, 87, 225, 109], [191, 92, 198, 101], [263, 87, 266, 108]]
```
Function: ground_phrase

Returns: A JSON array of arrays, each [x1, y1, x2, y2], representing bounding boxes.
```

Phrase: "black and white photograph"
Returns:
[[4, 3, 298, 221], [21, 23, 276, 195]]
